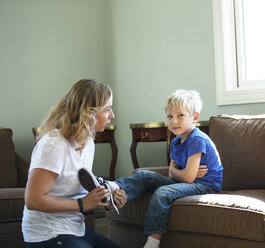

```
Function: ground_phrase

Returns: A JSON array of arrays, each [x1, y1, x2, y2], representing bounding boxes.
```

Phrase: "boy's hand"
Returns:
[[197, 165, 208, 178], [113, 189, 127, 209]]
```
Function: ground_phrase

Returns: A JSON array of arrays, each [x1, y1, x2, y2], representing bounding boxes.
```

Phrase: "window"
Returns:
[[212, 0, 265, 105]]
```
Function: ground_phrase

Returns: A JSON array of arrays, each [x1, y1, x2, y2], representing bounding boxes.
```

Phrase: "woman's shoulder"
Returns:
[[38, 129, 69, 152]]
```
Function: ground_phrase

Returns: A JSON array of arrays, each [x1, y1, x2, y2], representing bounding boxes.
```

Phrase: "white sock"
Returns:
[[107, 181, 120, 192], [143, 236, 160, 248]]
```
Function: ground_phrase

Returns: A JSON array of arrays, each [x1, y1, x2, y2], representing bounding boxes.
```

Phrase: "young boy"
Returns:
[[79, 89, 223, 248]]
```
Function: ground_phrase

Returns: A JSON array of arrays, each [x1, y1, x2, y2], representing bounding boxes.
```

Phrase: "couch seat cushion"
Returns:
[[110, 190, 265, 242], [0, 188, 25, 222]]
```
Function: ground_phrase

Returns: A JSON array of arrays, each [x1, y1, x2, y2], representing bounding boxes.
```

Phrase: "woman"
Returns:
[[22, 79, 121, 248]]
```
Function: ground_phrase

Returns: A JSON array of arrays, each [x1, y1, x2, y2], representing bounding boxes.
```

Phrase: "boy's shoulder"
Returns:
[[171, 128, 209, 147], [190, 127, 209, 140], [190, 128, 213, 143], [188, 128, 217, 150]]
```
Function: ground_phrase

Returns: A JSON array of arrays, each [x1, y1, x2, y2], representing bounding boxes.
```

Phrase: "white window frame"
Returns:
[[212, 0, 265, 105]]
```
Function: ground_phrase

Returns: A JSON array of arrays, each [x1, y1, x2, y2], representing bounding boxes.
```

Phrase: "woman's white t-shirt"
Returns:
[[22, 129, 95, 242]]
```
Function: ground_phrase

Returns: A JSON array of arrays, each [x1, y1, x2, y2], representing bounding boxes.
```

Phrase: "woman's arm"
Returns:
[[169, 152, 202, 183], [25, 168, 110, 213]]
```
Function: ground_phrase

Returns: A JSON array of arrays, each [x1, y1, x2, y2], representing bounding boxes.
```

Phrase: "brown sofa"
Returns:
[[108, 115, 265, 248], [0, 128, 29, 248], [0, 127, 95, 248]]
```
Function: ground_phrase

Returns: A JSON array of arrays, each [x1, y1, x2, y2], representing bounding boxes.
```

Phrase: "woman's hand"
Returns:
[[82, 186, 110, 211], [196, 165, 208, 178], [112, 189, 127, 209]]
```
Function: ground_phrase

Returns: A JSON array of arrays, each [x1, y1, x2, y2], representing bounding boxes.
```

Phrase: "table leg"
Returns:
[[109, 134, 118, 180], [130, 140, 139, 169]]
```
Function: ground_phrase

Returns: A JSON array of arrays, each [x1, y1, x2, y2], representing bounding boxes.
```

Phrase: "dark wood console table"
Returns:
[[129, 121, 209, 169], [94, 124, 117, 180], [33, 124, 118, 180]]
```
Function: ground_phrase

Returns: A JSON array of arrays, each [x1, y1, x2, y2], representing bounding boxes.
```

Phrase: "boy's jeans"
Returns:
[[115, 170, 217, 234]]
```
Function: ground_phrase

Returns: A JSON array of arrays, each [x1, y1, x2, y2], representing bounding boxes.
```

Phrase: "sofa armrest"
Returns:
[[133, 166, 169, 177], [15, 153, 29, 187]]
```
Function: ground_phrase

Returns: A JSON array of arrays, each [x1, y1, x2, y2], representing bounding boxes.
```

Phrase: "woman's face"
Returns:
[[94, 96, 114, 132]]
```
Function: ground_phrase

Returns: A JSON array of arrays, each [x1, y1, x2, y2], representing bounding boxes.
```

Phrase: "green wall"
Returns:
[[106, 0, 265, 177], [0, 0, 109, 175], [1, 0, 264, 178]]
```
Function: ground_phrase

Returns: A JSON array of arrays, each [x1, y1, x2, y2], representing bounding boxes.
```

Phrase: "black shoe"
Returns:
[[78, 168, 119, 214], [78, 168, 108, 202]]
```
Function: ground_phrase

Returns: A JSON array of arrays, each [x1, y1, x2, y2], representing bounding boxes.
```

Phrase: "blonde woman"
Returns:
[[22, 79, 122, 248]]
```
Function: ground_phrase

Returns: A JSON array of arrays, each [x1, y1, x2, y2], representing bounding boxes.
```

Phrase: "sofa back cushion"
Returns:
[[0, 128, 18, 188], [209, 115, 265, 191]]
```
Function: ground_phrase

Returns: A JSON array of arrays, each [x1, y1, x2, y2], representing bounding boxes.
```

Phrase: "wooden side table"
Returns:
[[32, 124, 118, 180], [129, 121, 209, 169], [94, 124, 117, 180]]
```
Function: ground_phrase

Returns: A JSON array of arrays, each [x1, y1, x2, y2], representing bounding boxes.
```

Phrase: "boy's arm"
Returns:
[[169, 152, 202, 183]]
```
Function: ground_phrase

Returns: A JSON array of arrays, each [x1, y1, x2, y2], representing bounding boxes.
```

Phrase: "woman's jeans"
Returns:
[[25, 228, 120, 248], [115, 170, 217, 234]]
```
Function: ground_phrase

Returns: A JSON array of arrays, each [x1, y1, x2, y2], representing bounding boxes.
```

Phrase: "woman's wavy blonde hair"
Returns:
[[36, 79, 112, 151]]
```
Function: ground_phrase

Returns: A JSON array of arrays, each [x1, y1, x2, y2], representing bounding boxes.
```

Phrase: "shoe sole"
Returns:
[[78, 168, 119, 215], [78, 168, 107, 203]]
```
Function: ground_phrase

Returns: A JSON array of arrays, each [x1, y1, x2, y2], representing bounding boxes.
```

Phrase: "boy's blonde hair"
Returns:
[[36, 79, 112, 151], [165, 89, 202, 115]]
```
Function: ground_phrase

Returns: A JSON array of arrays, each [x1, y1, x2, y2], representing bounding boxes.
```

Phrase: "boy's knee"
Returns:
[[153, 185, 171, 198], [134, 170, 155, 178], [151, 187, 171, 206]]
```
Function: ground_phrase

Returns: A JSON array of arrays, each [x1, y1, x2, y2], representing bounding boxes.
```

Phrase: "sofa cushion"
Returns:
[[0, 128, 18, 188], [110, 190, 265, 242], [0, 188, 25, 222], [209, 115, 265, 191], [171, 190, 265, 242]]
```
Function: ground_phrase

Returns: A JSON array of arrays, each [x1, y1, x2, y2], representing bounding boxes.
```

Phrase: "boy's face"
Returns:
[[166, 107, 199, 141]]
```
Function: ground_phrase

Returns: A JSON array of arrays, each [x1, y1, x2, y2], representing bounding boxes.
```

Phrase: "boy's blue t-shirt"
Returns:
[[170, 127, 223, 192]]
